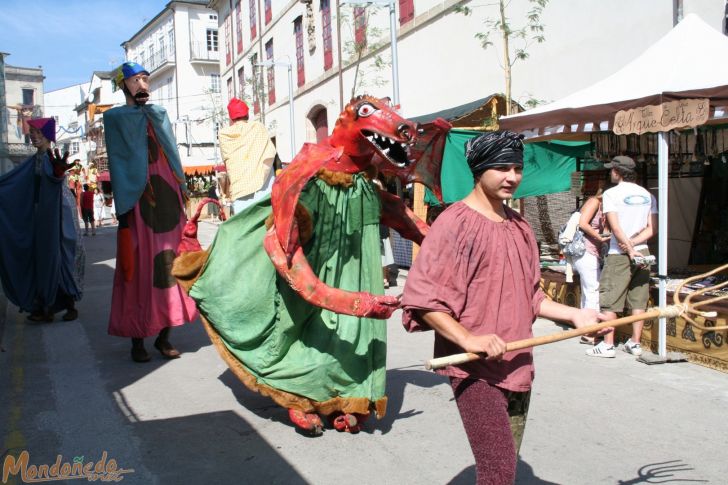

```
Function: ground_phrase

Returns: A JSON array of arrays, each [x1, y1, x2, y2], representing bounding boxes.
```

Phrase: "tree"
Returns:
[[456, 0, 548, 115], [339, 5, 391, 98]]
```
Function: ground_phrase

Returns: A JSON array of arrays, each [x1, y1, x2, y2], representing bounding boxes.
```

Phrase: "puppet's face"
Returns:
[[330, 96, 416, 170], [124, 73, 151, 105], [29, 126, 49, 149]]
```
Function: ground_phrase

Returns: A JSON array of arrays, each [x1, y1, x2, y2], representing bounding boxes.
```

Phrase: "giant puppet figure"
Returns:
[[0, 118, 84, 322], [173, 95, 449, 435], [104, 62, 197, 363]]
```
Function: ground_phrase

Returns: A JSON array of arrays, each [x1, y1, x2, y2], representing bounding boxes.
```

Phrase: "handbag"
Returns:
[[558, 211, 586, 259], [562, 229, 586, 258]]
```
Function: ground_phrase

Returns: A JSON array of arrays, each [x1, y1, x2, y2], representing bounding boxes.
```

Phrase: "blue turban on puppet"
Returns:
[[113, 61, 149, 91]]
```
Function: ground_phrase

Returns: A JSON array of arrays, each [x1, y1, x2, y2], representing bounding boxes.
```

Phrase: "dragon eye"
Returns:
[[357, 103, 376, 118]]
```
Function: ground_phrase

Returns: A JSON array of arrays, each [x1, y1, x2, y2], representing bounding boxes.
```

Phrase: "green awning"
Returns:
[[424, 130, 592, 205]]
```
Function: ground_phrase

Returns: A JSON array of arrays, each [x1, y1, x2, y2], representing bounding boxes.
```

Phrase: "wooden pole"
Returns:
[[426, 305, 683, 370]]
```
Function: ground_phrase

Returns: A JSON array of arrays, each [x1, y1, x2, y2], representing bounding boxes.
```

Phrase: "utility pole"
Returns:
[[673, 0, 683, 26], [0, 52, 11, 174]]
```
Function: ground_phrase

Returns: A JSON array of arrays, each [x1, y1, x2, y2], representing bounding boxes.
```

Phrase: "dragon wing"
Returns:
[[271, 143, 343, 261], [377, 117, 451, 205]]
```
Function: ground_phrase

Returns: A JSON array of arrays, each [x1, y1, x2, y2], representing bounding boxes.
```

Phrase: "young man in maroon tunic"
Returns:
[[401, 131, 600, 485]]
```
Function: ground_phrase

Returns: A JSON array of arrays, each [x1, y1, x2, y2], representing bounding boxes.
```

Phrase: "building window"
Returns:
[[265, 39, 275, 105], [227, 77, 234, 101], [224, 15, 232, 65], [311, 107, 329, 143], [235, 1, 243, 54], [321, 0, 333, 71], [210, 73, 221, 93], [294, 17, 305, 87], [159, 37, 167, 61], [207, 29, 219, 51], [398, 0, 414, 25], [209, 14, 218, 21], [22, 88, 34, 106], [71, 141, 80, 154], [264, 0, 272, 24], [354, 7, 367, 50], [237, 66, 245, 98], [249, 0, 258, 40], [148, 44, 156, 67], [251, 54, 260, 115], [138, 49, 146, 68], [167, 76, 175, 102], [168, 28, 174, 50]]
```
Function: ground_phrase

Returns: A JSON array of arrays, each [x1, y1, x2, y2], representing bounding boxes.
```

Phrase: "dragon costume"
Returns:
[[173, 96, 449, 435]]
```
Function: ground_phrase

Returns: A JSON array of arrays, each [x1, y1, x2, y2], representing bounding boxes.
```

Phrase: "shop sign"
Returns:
[[613, 98, 709, 135]]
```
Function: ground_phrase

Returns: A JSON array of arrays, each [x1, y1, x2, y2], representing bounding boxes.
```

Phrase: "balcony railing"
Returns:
[[145, 50, 175, 74], [7, 143, 36, 159], [190, 42, 219, 62]]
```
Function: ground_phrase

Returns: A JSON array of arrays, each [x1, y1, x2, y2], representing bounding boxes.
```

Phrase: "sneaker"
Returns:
[[585, 341, 616, 358], [622, 339, 643, 356]]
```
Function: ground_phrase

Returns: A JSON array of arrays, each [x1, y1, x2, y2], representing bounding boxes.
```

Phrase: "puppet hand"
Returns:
[[355, 293, 400, 319], [117, 227, 135, 282], [47, 148, 72, 178]]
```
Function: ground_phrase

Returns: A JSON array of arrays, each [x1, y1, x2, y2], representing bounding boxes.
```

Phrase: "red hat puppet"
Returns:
[[227, 98, 249, 121]]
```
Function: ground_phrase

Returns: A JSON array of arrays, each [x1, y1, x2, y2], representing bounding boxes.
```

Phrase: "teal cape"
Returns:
[[103, 104, 185, 215], [189, 174, 388, 415]]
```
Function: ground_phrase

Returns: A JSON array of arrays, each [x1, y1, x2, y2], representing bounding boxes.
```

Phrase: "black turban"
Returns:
[[465, 130, 525, 176]]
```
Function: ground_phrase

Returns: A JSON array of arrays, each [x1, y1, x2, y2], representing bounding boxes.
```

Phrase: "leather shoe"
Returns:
[[131, 346, 151, 363], [154, 338, 181, 359], [62, 308, 79, 321], [28, 312, 53, 322]]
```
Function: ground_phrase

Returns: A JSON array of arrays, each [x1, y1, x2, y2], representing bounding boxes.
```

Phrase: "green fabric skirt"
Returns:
[[190, 175, 387, 408]]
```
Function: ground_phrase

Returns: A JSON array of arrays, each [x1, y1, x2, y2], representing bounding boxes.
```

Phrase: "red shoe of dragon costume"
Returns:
[[172, 96, 449, 435]]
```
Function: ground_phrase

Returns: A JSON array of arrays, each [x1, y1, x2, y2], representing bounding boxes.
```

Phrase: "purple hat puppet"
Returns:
[[27, 117, 56, 143]]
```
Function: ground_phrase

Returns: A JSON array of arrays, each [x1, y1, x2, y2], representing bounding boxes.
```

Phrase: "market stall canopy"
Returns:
[[424, 129, 591, 204], [409, 94, 522, 129], [499, 14, 728, 138]]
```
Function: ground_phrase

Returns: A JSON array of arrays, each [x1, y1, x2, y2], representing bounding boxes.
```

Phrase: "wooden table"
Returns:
[[540, 267, 728, 372]]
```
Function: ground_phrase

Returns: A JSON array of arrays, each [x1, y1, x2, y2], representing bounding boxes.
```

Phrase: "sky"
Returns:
[[0, 0, 170, 92]]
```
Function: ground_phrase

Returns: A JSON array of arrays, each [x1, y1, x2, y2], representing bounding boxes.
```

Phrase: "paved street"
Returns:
[[1, 220, 727, 484]]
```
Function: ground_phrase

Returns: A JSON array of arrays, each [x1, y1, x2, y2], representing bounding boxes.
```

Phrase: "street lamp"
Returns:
[[255, 58, 296, 160], [341, 0, 400, 106]]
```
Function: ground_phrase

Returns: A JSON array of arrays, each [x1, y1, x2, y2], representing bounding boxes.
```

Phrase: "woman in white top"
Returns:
[[573, 192, 611, 310], [93, 188, 106, 227]]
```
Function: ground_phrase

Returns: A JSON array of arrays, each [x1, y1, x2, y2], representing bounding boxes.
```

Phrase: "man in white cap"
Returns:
[[586, 156, 657, 358]]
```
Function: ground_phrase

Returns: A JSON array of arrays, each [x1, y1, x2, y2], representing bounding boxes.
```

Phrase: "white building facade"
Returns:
[[208, 0, 727, 164], [122, 0, 222, 170], [45, 82, 91, 166], [2, 58, 44, 172]]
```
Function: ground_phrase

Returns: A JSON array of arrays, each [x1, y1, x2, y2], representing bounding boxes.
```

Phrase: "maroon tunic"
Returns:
[[401, 202, 545, 392]]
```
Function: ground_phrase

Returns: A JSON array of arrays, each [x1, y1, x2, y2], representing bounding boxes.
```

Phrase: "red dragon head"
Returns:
[[326, 95, 417, 173], [271, 95, 450, 260], [324, 95, 450, 203]]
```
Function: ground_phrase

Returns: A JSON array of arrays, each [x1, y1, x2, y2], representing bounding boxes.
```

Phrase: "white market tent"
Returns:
[[500, 14, 728, 356]]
